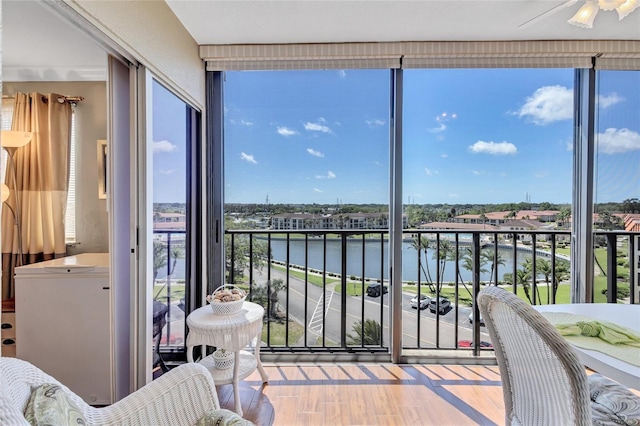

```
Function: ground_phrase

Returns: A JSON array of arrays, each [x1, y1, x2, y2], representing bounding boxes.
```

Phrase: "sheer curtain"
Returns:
[[1, 93, 71, 300]]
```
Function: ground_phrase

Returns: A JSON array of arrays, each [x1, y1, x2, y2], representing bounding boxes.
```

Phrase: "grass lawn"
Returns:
[[262, 319, 304, 346], [153, 283, 186, 302]]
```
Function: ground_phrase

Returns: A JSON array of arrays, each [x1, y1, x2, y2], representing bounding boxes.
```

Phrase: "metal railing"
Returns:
[[153, 229, 186, 352], [223, 228, 638, 358]]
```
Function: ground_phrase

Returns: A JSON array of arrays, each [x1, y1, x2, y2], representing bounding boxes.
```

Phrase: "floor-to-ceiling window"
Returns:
[[151, 79, 199, 367], [593, 70, 640, 303], [402, 68, 574, 350], [206, 45, 639, 360], [222, 69, 391, 349]]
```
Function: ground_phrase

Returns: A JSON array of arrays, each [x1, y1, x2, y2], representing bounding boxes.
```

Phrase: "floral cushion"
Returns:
[[589, 374, 640, 426], [23, 383, 86, 426], [195, 408, 255, 426]]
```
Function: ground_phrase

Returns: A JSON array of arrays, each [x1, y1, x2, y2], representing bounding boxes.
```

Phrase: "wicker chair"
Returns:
[[478, 286, 640, 426], [0, 357, 221, 425]]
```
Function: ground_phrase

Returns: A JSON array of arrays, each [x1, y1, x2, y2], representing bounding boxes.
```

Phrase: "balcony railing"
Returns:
[[153, 229, 186, 353], [224, 228, 638, 358]]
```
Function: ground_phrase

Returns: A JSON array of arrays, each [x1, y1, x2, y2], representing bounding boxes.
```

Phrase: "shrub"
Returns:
[[601, 285, 630, 300]]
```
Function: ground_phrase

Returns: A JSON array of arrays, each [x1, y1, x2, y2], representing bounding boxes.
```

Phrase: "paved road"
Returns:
[[253, 268, 491, 348]]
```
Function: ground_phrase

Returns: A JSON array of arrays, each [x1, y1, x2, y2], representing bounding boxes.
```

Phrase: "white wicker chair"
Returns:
[[0, 357, 221, 426], [478, 286, 640, 426]]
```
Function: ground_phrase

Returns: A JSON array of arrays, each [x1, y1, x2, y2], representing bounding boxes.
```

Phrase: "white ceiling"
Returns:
[[3, 0, 640, 82], [166, 0, 640, 44]]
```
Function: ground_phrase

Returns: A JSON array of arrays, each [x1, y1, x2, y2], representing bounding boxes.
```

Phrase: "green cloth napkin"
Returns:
[[555, 320, 640, 347]]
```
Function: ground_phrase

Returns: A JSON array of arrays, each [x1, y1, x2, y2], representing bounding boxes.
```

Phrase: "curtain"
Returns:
[[1, 93, 71, 300]]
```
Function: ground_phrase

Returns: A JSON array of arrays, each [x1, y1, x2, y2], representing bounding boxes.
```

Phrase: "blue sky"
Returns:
[[152, 69, 639, 206]]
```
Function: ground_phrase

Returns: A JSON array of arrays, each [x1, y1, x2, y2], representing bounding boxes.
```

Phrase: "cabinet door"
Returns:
[[16, 274, 112, 404]]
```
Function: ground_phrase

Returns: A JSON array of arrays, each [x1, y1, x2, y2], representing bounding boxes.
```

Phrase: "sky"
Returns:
[[152, 69, 640, 206]]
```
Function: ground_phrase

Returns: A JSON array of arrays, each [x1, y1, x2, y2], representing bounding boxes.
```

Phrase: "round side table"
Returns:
[[186, 301, 268, 416]]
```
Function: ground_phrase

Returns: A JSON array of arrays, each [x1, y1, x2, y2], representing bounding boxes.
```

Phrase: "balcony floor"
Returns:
[[217, 363, 506, 426]]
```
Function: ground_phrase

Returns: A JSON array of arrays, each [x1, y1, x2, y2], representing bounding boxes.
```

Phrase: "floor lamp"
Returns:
[[2, 130, 34, 266]]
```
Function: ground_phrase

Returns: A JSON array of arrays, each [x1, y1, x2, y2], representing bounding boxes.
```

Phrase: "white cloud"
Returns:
[[156, 169, 176, 175], [240, 119, 254, 127], [428, 123, 447, 133], [365, 118, 386, 127], [469, 140, 517, 155], [153, 140, 177, 153], [471, 170, 485, 175], [516, 85, 573, 125], [240, 152, 257, 164], [424, 168, 438, 176], [598, 93, 624, 109], [429, 112, 457, 133], [315, 171, 336, 179], [441, 153, 448, 158], [304, 121, 332, 133], [533, 171, 548, 178], [307, 148, 324, 157], [597, 128, 640, 154], [436, 112, 457, 122], [338, 70, 347, 78], [277, 126, 299, 137], [449, 193, 459, 198], [314, 188, 323, 193]]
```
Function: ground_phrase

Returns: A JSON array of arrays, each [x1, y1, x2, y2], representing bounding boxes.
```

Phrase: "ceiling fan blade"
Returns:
[[518, 0, 579, 28]]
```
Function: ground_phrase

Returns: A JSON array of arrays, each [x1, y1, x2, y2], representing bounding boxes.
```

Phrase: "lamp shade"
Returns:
[[568, 1, 600, 27], [1, 183, 9, 203], [597, 0, 625, 10], [616, 0, 640, 18], [2, 130, 33, 150]]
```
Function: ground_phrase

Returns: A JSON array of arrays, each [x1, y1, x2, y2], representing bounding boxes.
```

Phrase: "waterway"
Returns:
[[157, 238, 546, 283]]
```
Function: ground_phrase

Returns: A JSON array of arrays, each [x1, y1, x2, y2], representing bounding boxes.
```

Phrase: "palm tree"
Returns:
[[503, 269, 533, 304], [153, 242, 184, 300], [410, 235, 435, 291], [456, 247, 484, 299], [522, 258, 543, 304], [482, 248, 505, 286], [435, 239, 454, 292], [347, 319, 382, 345], [552, 260, 570, 302], [535, 258, 553, 304]]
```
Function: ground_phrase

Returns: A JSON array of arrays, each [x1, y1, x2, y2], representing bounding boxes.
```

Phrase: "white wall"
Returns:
[[3, 81, 109, 254], [66, 0, 205, 109]]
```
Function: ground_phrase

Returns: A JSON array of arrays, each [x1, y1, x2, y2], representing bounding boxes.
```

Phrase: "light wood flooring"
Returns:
[[215, 363, 506, 426]]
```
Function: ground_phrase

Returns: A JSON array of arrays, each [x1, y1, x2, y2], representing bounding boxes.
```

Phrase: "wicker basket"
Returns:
[[212, 349, 234, 370], [206, 284, 247, 315]]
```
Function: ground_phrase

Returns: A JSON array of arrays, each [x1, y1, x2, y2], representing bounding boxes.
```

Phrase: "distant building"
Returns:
[[153, 212, 186, 230], [454, 210, 559, 225], [623, 214, 640, 232], [271, 212, 406, 230]]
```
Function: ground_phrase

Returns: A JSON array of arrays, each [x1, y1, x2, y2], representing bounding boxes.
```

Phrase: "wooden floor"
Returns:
[[215, 363, 506, 426]]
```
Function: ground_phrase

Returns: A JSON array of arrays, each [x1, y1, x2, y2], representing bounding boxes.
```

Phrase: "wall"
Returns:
[[3, 81, 108, 254], [67, 0, 205, 109]]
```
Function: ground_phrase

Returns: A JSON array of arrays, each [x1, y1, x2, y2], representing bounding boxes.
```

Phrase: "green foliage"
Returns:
[[600, 284, 630, 300], [347, 319, 382, 345]]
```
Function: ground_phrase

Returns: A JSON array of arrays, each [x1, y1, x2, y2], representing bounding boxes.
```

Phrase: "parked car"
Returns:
[[366, 283, 388, 297], [410, 294, 430, 310], [429, 296, 451, 314], [468, 311, 485, 326]]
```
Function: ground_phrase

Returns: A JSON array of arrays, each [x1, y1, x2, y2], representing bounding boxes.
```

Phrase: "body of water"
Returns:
[[159, 238, 548, 283]]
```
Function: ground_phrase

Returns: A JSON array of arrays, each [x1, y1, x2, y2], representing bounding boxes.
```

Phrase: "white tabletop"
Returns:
[[186, 301, 264, 351], [534, 303, 640, 390]]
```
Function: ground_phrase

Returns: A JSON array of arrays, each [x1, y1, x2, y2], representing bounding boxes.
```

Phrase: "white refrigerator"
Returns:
[[15, 253, 113, 405]]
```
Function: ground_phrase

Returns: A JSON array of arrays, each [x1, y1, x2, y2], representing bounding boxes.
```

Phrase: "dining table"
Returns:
[[534, 303, 640, 390]]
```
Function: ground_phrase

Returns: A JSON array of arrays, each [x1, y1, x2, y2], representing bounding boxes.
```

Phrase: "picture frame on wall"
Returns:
[[97, 139, 107, 199]]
